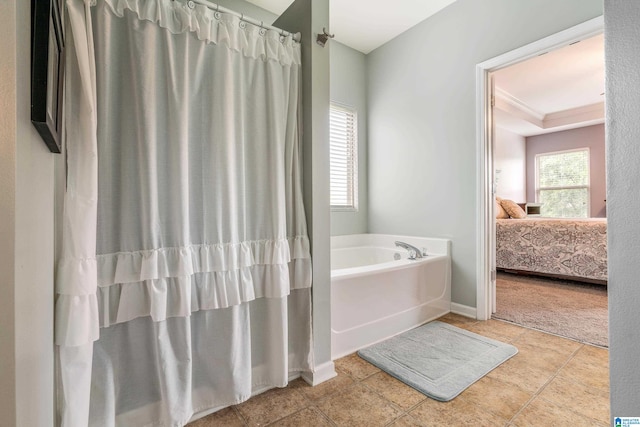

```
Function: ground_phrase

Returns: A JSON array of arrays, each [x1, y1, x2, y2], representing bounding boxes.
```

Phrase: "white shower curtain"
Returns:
[[56, 0, 312, 425]]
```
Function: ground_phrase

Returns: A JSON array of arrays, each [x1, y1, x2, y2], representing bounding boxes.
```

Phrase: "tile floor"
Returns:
[[188, 313, 610, 426]]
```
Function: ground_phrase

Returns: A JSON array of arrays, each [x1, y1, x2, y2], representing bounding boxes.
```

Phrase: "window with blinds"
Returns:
[[536, 148, 590, 218], [330, 104, 358, 210]]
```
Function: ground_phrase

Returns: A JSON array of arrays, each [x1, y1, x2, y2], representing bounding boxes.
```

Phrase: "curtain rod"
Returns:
[[185, 0, 301, 42]]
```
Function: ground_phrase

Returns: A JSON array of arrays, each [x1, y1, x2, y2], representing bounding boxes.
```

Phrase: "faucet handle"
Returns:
[[408, 250, 416, 260]]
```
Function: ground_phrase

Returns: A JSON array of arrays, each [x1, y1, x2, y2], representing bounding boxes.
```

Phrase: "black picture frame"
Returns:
[[31, 0, 65, 153]]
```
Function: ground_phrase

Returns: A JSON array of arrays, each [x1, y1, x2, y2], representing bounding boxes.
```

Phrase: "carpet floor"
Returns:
[[493, 272, 608, 347]]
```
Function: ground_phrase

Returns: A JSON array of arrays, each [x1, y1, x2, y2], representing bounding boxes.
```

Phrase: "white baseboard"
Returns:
[[451, 303, 477, 319], [301, 361, 337, 386]]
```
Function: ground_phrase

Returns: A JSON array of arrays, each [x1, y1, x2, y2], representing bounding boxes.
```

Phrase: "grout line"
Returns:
[[231, 405, 250, 426], [358, 380, 415, 427], [346, 360, 426, 427], [265, 404, 338, 427], [506, 343, 584, 424], [491, 316, 608, 348]]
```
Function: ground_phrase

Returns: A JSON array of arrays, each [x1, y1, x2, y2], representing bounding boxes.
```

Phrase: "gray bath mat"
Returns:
[[357, 321, 517, 401]]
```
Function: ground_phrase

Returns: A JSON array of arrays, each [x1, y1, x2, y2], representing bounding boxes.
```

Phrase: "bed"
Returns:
[[496, 217, 607, 284]]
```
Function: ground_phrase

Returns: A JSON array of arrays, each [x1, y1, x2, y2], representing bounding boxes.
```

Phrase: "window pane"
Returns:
[[538, 150, 589, 188], [330, 105, 358, 209], [539, 188, 589, 218]]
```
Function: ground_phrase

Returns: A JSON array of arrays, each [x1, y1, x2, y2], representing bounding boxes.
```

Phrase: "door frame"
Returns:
[[475, 16, 604, 320]]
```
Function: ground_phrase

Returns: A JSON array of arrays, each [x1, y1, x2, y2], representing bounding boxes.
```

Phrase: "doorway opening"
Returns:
[[476, 17, 605, 324]]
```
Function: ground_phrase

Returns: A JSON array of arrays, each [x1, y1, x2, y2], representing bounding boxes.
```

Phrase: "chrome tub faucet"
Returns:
[[394, 241, 426, 260]]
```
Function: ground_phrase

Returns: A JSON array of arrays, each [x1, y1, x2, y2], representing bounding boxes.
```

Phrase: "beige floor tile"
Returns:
[[557, 353, 610, 392], [512, 328, 582, 356], [268, 406, 333, 427], [189, 322, 609, 427], [576, 344, 609, 366], [235, 387, 308, 427], [316, 383, 402, 427], [387, 415, 426, 427], [572, 344, 609, 368], [458, 375, 532, 420], [334, 353, 380, 381], [509, 342, 574, 373], [409, 396, 509, 426], [460, 319, 527, 342], [363, 372, 427, 410], [291, 373, 355, 402], [486, 355, 553, 394], [188, 407, 245, 427], [511, 396, 608, 427], [537, 375, 610, 424], [437, 313, 478, 328]]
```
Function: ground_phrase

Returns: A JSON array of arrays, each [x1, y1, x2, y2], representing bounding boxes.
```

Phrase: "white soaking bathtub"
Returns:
[[331, 234, 451, 359]]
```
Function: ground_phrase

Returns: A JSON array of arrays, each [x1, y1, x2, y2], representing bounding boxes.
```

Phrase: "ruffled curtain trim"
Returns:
[[97, 259, 311, 327], [56, 294, 100, 346], [56, 237, 311, 345], [97, 236, 310, 286], [99, 0, 301, 65]]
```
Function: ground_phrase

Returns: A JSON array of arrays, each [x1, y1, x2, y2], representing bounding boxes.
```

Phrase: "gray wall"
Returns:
[[366, 0, 603, 308], [526, 124, 606, 217], [0, 0, 57, 424], [330, 41, 369, 236], [605, 0, 640, 418]]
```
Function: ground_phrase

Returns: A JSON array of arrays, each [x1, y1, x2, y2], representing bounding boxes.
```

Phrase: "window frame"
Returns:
[[535, 147, 591, 218], [329, 103, 359, 212]]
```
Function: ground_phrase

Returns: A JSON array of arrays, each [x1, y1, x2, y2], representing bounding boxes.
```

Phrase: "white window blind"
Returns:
[[536, 148, 590, 218], [330, 104, 358, 210]]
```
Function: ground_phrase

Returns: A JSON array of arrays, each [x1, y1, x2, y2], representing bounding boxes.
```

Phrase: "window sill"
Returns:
[[331, 207, 359, 213]]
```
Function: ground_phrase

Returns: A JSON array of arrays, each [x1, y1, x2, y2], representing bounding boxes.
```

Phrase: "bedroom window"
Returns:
[[330, 104, 358, 210], [536, 148, 590, 218]]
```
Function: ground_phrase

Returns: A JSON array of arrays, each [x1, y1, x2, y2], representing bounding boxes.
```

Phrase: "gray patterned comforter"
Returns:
[[496, 218, 607, 283]]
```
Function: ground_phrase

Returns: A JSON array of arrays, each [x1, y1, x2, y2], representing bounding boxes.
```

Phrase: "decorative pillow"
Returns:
[[499, 198, 527, 219], [495, 198, 509, 219]]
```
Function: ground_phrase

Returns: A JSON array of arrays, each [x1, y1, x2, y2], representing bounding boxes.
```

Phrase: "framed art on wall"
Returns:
[[31, 0, 65, 153]]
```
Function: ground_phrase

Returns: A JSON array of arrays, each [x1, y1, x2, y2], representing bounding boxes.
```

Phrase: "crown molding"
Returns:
[[494, 87, 605, 132], [544, 102, 605, 129], [494, 88, 544, 127]]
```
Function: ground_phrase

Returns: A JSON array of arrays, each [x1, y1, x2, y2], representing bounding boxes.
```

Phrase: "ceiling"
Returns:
[[244, 0, 603, 137], [245, 0, 458, 54], [493, 34, 605, 137]]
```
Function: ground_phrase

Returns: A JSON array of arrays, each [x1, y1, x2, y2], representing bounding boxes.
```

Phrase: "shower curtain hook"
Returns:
[[316, 27, 335, 47]]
